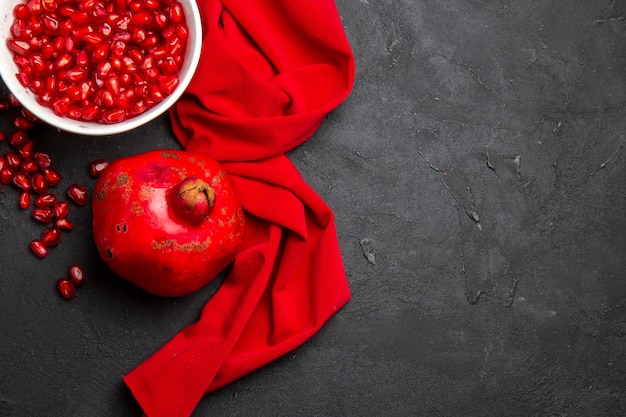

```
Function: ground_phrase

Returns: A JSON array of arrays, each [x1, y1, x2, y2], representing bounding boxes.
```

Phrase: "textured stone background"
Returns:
[[2, 1, 626, 416]]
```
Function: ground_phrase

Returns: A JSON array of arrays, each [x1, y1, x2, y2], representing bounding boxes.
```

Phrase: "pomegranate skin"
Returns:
[[92, 149, 245, 297]]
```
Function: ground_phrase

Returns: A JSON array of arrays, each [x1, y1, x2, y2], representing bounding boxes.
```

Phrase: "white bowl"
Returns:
[[0, 0, 202, 136]]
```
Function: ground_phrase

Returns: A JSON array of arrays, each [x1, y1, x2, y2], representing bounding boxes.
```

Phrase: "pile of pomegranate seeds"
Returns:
[[0, 93, 98, 300], [7, 0, 188, 124]]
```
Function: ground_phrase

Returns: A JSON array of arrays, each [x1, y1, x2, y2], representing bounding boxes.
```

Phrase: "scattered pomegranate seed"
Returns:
[[9, 131, 28, 149], [66, 183, 88, 205], [8, 94, 21, 107], [18, 140, 34, 157], [41, 226, 62, 247], [89, 159, 109, 178], [55, 217, 74, 231], [12, 172, 32, 191], [19, 191, 31, 210], [30, 239, 49, 258], [53, 201, 70, 219], [20, 158, 39, 174], [33, 152, 52, 170], [56, 278, 76, 300], [35, 193, 57, 208], [13, 116, 35, 130], [32, 207, 55, 223], [21, 108, 39, 123], [31, 172, 49, 194], [43, 168, 62, 186], [5, 152, 21, 169], [68, 264, 85, 287], [0, 168, 14, 184]]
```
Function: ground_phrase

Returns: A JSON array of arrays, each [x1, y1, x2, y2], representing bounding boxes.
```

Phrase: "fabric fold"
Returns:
[[124, 0, 355, 415]]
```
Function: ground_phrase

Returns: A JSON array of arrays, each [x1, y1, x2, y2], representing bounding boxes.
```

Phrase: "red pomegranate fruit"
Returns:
[[91, 149, 245, 297]]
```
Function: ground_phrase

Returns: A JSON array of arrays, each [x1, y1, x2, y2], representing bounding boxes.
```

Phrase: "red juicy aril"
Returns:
[[7, 0, 189, 124]]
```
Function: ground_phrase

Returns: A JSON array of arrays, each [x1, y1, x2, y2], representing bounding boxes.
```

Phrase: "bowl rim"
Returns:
[[0, 0, 203, 136]]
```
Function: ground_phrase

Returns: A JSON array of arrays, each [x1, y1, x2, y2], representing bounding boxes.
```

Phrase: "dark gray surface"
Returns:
[[2, 1, 626, 416]]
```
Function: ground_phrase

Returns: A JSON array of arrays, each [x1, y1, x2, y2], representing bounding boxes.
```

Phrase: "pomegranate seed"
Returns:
[[13, 116, 35, 130], [0, 155, 5, 170], [27, 0, 44, 15], [18, 140, 35, 158], [16, 72, 30, 88], [105, 76, 121, 95], [7, 39, 31, 56], [8, 94, 21, 107], [144, 0, 161, 11], [68, 264, 85, 287], [92, 43, 110, 61], [132, 11, 153, 27], [55, 217, 74, 230], [31, 172, 49, 194], [114, 0, 126, 13], [161, 56, 178, 75], [35, 193, 57, 207], [71, 11, 90, 24], [5, 152, 22, 169], [21, 108, 39, 122], [30, 239, 49, 258], [57, 278, 76, 300], [12, 172, 32, 191], [59, 5, 77, 17], [67, 183, 88, 205], [67, 106, 82, 120], [130, 99, 147, 115], [14, 4, 30, 20], [21, 158, 39, 173], [66, 84, 82, 102], [66, 67, 88, 82], [53, 201, 70, 219], [101, 108, 126, 124], [43, 168, 62, 186], [29, 54, 47, 74], [41, 226, 62, 246], [169, 2, 185, 23], [83, 32, 105, 45], [19, 191, 31, 210], [158, 75, 179, 95], [32, 207, 55, 223], [89, 159, 109, 178], [81, 103, 101, 121], [42, 0, 59, 13], [53, 97, 70, 116], [0, 168, 14, 185], [42, 14, 60, 33], [29, 78, 45, 95], [128, 1, 143, 13], [33, 152, 52, 169], [154, 11, 169, 30]]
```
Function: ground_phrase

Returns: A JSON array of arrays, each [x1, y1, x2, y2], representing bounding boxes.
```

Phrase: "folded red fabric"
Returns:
[[123, 0, 354, 416]]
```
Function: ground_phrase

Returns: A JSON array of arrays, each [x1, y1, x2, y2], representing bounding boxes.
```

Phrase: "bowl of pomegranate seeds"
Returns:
[[0, 0, 202, 136]]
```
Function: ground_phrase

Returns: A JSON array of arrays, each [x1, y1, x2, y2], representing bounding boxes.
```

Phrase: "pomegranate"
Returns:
[[91, 149, 245, 297]]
